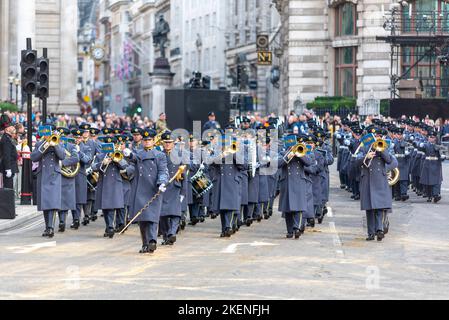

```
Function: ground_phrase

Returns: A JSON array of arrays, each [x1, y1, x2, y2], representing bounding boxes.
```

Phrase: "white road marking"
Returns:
[[1, 219, 44, 236], [7, 241, 56, 254], [329, 222, 345, 258], [221, 241, 279, 254]]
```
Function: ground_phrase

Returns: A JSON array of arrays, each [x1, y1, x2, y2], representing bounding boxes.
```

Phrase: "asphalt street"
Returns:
[[1, 163, 448, 300]]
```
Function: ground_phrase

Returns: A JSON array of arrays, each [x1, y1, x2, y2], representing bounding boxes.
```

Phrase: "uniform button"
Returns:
[[140, 174, 142, 177]]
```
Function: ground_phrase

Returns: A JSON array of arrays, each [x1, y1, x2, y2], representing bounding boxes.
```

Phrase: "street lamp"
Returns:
[[8, 72, 14, 102], [14, 74, 20, 105]]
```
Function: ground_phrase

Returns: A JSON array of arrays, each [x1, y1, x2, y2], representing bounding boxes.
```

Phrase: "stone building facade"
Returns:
[[273, 0, 392, 113], [0, 0, 78, 114]]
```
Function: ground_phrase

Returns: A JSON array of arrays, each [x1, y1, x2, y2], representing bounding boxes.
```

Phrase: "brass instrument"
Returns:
[[100, 149, 125, 173], [60, 148, 81, 178], [222, 140, 239, 157], [153, 131, 164, 148], [363, 138, 388, 168], [38, 134, 60, 154], [283, 142, 307, 164], [387, 168, 400, 187]]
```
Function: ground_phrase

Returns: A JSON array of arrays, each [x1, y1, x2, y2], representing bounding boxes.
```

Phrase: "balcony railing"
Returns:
[[385, 10, 449, 35]]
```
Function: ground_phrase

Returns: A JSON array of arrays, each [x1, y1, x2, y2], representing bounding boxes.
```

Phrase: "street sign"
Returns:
[[257, 51, 272, 65]]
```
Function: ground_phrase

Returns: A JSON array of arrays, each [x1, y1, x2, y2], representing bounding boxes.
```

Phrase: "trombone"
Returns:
[[38, 133, 61, 154], [363, 138, 388, 168], [100, 147, 125, 173], [283, 142, 307, 164]]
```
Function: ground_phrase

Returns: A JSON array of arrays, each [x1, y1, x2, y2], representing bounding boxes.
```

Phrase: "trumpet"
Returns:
[[283, 142, 307, 164], [38, 134, 61, 154], [100, 149, 125, 173], [363, 138, 388, 168]]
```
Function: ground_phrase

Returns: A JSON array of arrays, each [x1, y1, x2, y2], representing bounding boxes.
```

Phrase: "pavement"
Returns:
[[0, 163, 448, 300]]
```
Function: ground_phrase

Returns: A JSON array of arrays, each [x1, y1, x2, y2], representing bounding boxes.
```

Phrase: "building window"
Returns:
[[402, 0, 449, 33], [78, 61, 83, 72], [335, 2, 357, 36], [401, 46, 448, 97], [335, 47, 357, 97]]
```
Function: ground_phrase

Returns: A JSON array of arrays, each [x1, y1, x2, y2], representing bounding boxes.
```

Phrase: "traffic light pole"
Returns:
[[42, 48, 48, 123], [20, 38, 34, 205]]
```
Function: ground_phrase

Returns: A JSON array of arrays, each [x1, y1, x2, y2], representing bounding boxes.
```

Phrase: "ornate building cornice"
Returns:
[[327, 0, 358, 8]]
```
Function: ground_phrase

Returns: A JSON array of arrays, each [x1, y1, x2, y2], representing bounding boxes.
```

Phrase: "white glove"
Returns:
[[199, 163, 205, 171], [405, 151, 410, 156], [159, 184, 167, 193], [180, 195, 185, 203], [5, 169, 12, 178], [123, 148, 132, 157], [74, 145, 80, 153], [441, 154, 446, 160], [344, 139, 350, 146]]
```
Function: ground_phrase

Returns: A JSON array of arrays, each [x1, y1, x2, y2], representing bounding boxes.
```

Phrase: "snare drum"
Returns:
[[190, 168, 213, 198]]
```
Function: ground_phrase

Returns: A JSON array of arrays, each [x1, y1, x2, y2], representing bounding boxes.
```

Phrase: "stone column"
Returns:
[[0, 0, 10, 101], [58, 0, 79, 114], [149, 58, 174, 120]]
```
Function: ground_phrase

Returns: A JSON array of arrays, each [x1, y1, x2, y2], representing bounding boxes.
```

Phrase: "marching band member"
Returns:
[[159, 131, 187, 245], [31, 125, 66, 238], [70, 128, 93, 229], [349, 127, 363, 201], [187, 135, 205, 226], [392, 127, 411, 201], [88, 127, 101, 222], [56, 128, 79, 233], [115, 134, 133, 232], [207, 132, 245, 238], [91, 136, 129, 239], [278, 134, 314, 239], [317, 130, 334, 219], [419, 131, 446, 203], [128, 128, 168, 254], [356, 127, 398, 242]]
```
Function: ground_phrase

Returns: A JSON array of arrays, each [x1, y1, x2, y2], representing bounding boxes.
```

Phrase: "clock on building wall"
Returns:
[[91, 45, 105, 64]]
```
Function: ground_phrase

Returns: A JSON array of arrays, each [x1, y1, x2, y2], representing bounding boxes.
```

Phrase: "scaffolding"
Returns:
[[377, 4, 449, 99]]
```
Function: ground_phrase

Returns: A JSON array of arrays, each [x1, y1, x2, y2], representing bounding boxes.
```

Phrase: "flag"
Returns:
[[101, 143, 115, 154], [38, 125, 52, 137], [283, 135, 297, 148], [361, 133, 376, 146]]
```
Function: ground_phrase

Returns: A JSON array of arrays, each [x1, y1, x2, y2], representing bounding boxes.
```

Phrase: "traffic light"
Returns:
[[20, 49, 38, 94], [36, 57, 49, 98], [136, 105, 143, 114], [236, 65, 248, 89]]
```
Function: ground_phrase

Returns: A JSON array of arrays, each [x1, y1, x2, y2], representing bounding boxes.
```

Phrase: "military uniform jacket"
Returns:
[[75, 142, 93, 204], [31, 141, 66, 211], [208, 152, 245, 212], [321, 143, 334, 203], [128, 149, 169, 223], [161, 150, 187, 217], [92, 153, 127, 210], [393, 139, 411, 181], [0, 133, 19, 174], [278, 153, 314, 213], [349, 139, 362, 182], [419, 143, 444, 186], [308, 150, 326, 206], [60, 143, 79, 211], [356, 147, 396, 211], [87, 139, 100, 201]]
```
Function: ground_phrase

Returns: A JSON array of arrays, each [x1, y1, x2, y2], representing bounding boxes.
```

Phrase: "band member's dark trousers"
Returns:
[[102, 209, 115, 230], [3, 175, 14, 189], [189, 203, 201, 220], [400, 181, 408, 196], [72, 204, 86, 221], [284, 211, 303, 234], [58, 211, 67, 225], [352, 180, 360, 196], [43, 210, 56, 229], [139, 221, 158, 245], [425, 185, 441, 197], [160, 216, 181, 238], [89, 200, 97, 217], [314, 205, 323, 218], [366, 210, 385, 235], [116, 208, 126, 227], [220, 210, 233, 233], [254, 203, 264, 219], [243, 203, 256, 221], [339, 172, 345, 186], [267, 196, 275, 215], [82, 203, 91, 219]]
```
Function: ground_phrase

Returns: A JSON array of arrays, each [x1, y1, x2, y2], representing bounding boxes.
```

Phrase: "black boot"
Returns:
[[376, 230, 385, 242], [366, 234, 375, 241], [139, 245, 150, 254], [70, 220, 80, 230], [434, 195, 442, 203], [58, 223, 66, 233], [42, 228, 50, 237], [148, 241, 157, 253], [82, 216, 90, 226], [294, 229, 301, 239], [47, 228, 54, 238]]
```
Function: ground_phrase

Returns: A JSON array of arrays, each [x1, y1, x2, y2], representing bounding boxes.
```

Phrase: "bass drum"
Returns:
[[190, 168, 213, 198]]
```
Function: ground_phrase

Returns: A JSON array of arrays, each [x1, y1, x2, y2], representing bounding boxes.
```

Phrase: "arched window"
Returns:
[[335, 2, 357, 36]]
